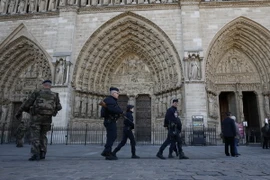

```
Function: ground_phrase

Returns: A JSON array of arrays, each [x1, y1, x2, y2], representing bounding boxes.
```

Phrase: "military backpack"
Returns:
[[33, 90, 57, 116]]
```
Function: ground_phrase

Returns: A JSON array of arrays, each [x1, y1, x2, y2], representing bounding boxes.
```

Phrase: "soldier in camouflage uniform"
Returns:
[[16, 121, 27, 147], [15, 80, 62, 161]]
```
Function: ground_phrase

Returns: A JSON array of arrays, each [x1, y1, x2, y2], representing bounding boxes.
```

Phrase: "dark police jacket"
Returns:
[[124, 111, 135, 130], [103, 96, 123, 120], [222, 117, 236, 137], [164, 106, 182, 135]]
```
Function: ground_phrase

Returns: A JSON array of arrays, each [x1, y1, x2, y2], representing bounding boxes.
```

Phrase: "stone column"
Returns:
[[87, 95, 93, 118], [92, 95, 98, 118], [81, 95, 87, 118], [236, 91, 244, 122]]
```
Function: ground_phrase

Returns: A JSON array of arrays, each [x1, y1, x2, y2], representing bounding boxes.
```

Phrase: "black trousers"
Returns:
[[159, 132, 183, 154], [224, 137, 235, 156], [114, 128, 136, 155], [263, 136, 269, 149], [103, 120, 117, 153]]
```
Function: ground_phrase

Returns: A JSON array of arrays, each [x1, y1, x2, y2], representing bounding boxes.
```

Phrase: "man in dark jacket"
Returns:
[[112, 105, 140, 159], [156, 99, 189, 160], [101, 87, 123, 160], [222, 112, 236, 157]]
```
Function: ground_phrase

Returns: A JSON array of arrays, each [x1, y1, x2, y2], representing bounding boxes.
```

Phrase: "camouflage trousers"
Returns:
[[30, 115, 52, 156], [16, 138, 24, 147]]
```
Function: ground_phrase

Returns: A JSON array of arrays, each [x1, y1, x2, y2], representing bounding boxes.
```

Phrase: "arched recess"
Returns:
[[205, 16, 270, 133], [0, 35, 52, 127], [71, 11, 183, 124]]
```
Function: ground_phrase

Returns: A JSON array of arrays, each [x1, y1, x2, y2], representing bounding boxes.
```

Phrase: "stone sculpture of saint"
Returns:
[[55, 60, 65, 85], [0, 0, 7, 13], [189, 59, 200, 80]]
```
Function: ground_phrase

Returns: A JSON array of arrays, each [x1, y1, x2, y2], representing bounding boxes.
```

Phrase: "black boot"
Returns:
[[101, 151, 110, 157], [105, 153, 118, 160], [168, 153, 174, 158], [179, 152, 189, 159], [131, 154, 140, 159], [156, 152, 166, 160], [28, 154, 40, 161], [40, 151, 46, 160]]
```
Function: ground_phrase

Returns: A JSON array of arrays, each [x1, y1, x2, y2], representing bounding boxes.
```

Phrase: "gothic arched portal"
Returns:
[[0, 35, 52, 138], [205, 16, 270, 142], [72, 12, 183, 142]]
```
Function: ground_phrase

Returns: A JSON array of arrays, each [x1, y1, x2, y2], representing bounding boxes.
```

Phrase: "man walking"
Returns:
[[222, 112, 236, 157], [156, 99, 189, 160], [15, 80, 62, 161], [100, 87, 123, 160]]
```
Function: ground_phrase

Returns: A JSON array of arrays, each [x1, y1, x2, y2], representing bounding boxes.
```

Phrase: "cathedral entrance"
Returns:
[[205, 17, 270, 140], [243, 92, 260, 143], [135, 94, 151, 143], [219, 92, 236, 123]]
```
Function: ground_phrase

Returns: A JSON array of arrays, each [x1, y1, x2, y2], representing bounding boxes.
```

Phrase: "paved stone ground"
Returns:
[[1, 144, 270, 180]]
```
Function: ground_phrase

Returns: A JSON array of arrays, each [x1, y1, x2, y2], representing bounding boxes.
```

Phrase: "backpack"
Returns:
[[34, 90, 57, 115]]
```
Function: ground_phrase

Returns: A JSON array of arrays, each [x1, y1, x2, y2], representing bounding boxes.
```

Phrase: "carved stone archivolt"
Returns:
[[205, 16, 270, 120], [72, 12, 183, 96], [0, 36, 52, 103]]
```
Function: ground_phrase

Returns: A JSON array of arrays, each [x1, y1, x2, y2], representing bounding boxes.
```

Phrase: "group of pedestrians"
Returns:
[[221, 112, 241, 157], [15, 82, 188, 161]]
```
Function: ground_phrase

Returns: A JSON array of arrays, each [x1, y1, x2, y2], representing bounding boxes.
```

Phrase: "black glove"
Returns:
[[15, 113, 22, 120]]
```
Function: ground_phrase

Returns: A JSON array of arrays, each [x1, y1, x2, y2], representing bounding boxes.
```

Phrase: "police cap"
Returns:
[[109, 87, 119, 92], [127, 105, 134, 110], [42, 80, 52, 84], [172, 99, 178, 103]]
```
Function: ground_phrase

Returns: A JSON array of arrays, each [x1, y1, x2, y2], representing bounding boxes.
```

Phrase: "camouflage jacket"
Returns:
[[16, 123, 27, 139], [18, 88, 62, 116]]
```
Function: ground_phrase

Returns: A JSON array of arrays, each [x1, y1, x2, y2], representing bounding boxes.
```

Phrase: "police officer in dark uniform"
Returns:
[[101, 87, 123, 160], [156, 99, 189, 160], [112, 105, 140, 159]]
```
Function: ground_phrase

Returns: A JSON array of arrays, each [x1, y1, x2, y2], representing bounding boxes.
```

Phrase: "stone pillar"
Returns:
[[92, 95, 98, 118], [81, 95, 87, 118], [158, 95, 162, 118], [87, 95, 93, 118], [236, 91, 244, 122]]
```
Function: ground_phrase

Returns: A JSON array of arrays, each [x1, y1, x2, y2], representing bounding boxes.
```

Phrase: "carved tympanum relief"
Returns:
[[215, 49, 259, 84], [111, 54, 154, 95]]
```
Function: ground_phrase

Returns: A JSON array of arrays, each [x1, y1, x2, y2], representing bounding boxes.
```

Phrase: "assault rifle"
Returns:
[[99, 101, 135, 126]]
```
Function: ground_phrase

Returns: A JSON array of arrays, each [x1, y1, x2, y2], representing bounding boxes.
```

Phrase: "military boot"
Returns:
[[168, 153, 174, 158], [131, 154, 140, 159], [156, 152, 166, 160], [179, 152, 189, 159], [28, 154, 40, 161], [101, 151, 110, 157], [40, 151, 46, 160], [105, 153, 118, 160]]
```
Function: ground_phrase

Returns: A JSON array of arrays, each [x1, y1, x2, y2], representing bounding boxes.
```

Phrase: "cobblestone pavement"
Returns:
[[1, 144, 270, 180]]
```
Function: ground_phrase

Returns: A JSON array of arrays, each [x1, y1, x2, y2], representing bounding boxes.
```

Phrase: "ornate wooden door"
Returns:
[[116, 95, 128, 141], [135, 94, 151, 142]]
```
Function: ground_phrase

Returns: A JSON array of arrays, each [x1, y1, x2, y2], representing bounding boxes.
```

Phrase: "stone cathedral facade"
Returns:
[[0, 0, 270, 142]]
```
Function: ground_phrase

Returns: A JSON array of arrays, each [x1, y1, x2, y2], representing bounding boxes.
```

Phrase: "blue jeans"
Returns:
[[234, 138, 239, 155]]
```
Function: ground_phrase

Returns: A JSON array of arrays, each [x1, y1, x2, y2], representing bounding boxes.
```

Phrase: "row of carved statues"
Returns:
[[0, 0, 58, 14], [0, 0, 178, 14], [72, 90, 181, 119]]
